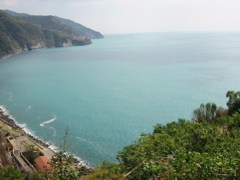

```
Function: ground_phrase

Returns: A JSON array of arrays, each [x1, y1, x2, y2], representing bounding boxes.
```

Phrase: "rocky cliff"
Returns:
[[0, 10, 104, 59]]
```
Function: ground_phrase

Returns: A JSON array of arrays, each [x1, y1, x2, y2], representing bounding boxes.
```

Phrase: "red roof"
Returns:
[[35, 156, 52, 172]]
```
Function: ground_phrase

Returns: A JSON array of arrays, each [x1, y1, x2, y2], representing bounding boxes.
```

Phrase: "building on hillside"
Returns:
[[34, 156, 52, 172]]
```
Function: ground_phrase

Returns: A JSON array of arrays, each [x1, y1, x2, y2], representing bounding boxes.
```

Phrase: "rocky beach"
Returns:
[[0, 106, 91, 174]]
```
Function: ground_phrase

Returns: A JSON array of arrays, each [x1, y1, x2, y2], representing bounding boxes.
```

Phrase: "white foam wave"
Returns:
[[17, 123, 36, 137], [48, 143, 59, 152], [40, 116, 57, 137], [40, 117, 56, 127], [0, 105, 15, 120], [0, 105, 10, 116], [46, 143, 88, 167], [0, 106, 36, 137], [0, 107, 89, 167], [69, 152, 89, 167]]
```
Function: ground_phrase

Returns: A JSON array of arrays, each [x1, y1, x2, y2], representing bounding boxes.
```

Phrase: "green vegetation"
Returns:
[[0, 9, 103, 59], [42, 152, 78, 180], [0, 166, 24, 180], [41, 128, 90, 180], [226, 91, 240, 115], [83, 90, 240, 179], [192, 102, 218, 122], [19, 15, 103, 40], [2, 90, 240, 179]]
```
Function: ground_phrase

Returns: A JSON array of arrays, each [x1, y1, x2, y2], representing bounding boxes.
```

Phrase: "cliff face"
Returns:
[[0, 10, 103, 59]]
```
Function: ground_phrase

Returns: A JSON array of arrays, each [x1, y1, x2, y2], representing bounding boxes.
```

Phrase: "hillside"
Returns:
[[5, 10, 103, 39], [83, 91, 240, 179], [0, 10, 103, 59]]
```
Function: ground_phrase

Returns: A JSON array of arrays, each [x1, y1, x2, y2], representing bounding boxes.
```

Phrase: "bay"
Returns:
[[1, 32, 240, 166]]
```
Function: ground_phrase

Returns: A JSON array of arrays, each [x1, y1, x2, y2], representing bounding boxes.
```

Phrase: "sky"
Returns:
[[1, 0, 240, 34]]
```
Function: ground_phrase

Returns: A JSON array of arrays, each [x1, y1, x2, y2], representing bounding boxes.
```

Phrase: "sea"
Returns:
[[1, 32, 240, 166]]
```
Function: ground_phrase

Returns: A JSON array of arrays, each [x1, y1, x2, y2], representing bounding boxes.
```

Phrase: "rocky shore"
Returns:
[[0, 107, 91, 173], [0, 107, 47, 146], [0, 107, 23, 131]]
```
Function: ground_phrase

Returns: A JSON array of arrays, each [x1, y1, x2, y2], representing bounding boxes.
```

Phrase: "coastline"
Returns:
[[0, 106, 91, 170], [0, 50, 30, 63], [0, 49, 93, 169], [0, 106, 51, 149]]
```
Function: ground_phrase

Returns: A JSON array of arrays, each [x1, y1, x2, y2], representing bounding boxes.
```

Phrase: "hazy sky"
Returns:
[[1, 0, 240, 34]]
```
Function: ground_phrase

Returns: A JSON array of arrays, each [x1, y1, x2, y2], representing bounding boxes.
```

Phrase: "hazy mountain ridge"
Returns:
[[0, 10, 103, 59]]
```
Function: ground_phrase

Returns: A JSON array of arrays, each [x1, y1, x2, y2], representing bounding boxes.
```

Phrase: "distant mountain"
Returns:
[[4, 10, 30, 17], [0, 10, 104, 59], [5, 10, 103, 39]]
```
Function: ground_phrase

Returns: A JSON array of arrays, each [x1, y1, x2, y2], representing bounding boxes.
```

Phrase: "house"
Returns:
[[34, 156, 52, 172]]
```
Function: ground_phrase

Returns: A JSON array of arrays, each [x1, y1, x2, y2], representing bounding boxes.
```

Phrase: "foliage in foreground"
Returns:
[[84, 90, 240, 179], [42, 152, 78, 180], [0, 166, 24, 180], [2, 90, 240, 179]]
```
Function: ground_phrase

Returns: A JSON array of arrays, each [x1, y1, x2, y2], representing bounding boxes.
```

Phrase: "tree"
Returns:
[[226, 91, 240, 115], [113, 119, 240, 179], [82, 162, 122, 180], [26, 172, 42, 180], [82, 91, 240, 179], [0, 166, 24, 180], [42, 128, 79, 180], [43, 152, 78, 180], [192, 103, 217, 123], [216, 106, 228, 119]]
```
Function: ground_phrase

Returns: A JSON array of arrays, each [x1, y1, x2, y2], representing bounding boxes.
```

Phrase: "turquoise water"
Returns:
[[1, 32, 240, 166]]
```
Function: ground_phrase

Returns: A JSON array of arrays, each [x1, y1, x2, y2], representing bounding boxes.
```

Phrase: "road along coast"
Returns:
[[0, 106, 91, 174]]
